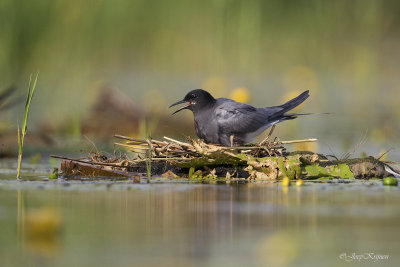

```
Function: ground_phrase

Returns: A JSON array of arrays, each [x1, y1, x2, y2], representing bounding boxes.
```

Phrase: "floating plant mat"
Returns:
[[51, 134, 400, 181]]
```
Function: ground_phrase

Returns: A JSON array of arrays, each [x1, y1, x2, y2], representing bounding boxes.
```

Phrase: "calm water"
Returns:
[[1, 161, 399, 267]]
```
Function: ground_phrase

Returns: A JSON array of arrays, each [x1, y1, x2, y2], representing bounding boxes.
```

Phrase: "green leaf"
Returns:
[[337, 163, 354, 179]]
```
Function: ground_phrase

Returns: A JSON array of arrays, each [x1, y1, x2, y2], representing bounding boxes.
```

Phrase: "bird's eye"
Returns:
[[191, 94, 197, 99]]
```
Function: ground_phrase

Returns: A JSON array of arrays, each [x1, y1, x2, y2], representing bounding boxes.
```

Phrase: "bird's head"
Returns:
[[169, 89, 215, 115]]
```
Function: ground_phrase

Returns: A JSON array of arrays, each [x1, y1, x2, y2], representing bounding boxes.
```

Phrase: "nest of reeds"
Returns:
[[52, 129, 317, 179], [53, 132, 399, 180], [112, 133, 317, 167]]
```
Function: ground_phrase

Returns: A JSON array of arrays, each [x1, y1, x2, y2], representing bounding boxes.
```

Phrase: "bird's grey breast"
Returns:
[[193, 108, 219, 143]]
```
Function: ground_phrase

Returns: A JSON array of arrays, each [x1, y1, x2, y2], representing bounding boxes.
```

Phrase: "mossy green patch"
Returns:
[[173, 151, 243, 168], [304, 163, 354, 179]]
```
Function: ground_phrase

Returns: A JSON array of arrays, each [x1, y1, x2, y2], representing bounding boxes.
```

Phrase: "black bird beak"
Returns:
[[169, 99, 192, 115]]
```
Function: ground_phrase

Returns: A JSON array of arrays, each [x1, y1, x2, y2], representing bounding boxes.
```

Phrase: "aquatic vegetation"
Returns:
[[49, 168, 59, 180], [17, 74, 38, 179], [383, 177, 398, 186]]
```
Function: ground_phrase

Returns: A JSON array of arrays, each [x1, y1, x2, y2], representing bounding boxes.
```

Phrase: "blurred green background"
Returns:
[[1, 0, 400, 158]]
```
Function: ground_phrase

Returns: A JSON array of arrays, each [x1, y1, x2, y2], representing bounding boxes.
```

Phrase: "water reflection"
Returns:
[[1, 182, 399, 266], [17, 190, 25, 255], [16, 188, 63, 264]]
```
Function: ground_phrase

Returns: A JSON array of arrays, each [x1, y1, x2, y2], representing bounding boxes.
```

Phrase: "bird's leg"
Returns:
[[259, 125, 276, 146], [229, 135, 234, 147]]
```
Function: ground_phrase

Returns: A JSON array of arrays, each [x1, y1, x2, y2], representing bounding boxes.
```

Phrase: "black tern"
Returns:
[[169, 89, 310, 146]]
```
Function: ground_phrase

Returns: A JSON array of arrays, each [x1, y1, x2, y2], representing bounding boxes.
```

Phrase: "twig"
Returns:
[[50, 155, 138, 168], [113, 134, 147, 143], [377, 148, 393, 161], [83, 135, 99, 154], [134, 157, 193, 162], [114, 142, 149, 151], [163, 136, 192, 147], [280, 138, 317, 144], [342, 129, 368, 160], [259, 124, 276, 145]]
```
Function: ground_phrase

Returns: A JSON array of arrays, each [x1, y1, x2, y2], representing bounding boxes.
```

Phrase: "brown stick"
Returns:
[[114, 142, 149, 150], [163, 136, 192, 147], [113, 134, 147, 143], [131, 157, 193, 162], [50, 155, 138, 168], [280, 138, 317, 144]]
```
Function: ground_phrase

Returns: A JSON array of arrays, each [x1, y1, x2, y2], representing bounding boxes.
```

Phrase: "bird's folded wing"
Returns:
[[215, 101, 269, 134]]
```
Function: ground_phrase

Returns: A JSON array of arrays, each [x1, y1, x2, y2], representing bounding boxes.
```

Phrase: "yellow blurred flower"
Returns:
[[283, 65, 319, 93], [202, 75, 229, 97], [229, 87, 250, 103]]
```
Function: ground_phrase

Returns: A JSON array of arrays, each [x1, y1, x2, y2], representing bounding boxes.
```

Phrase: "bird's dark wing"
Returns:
[[214, 99, 272, 136]]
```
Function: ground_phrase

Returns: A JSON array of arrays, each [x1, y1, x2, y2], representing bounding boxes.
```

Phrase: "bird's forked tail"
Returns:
[[279, 90, 310, 114]]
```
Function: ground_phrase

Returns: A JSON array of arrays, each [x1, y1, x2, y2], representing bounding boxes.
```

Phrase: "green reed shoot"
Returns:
[[17, 74, 38, 179]]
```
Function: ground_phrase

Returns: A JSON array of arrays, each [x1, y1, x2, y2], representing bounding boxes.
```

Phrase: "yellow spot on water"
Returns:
[[27, 208, 62, 238], [281, 176, 290, 187], [256, 232, 299, 266], [229, 87, 250, 103], [26, 208, 62, 258], [296, 179, 304, 186]]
